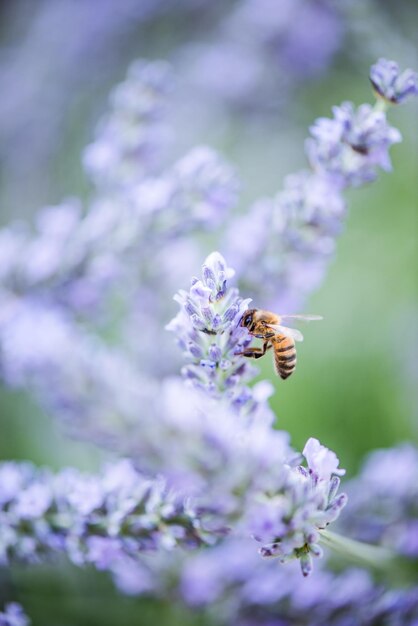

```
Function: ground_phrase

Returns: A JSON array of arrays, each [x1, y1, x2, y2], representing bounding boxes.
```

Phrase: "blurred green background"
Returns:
[[0, 0, 417, 624]]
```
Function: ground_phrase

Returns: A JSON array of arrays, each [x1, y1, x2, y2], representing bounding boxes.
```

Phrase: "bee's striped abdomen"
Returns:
[[272, 336, 296, 380]]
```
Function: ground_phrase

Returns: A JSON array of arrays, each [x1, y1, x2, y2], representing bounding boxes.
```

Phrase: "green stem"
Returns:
[[373, 97, 389, 113], [319, 529, 394, 571]]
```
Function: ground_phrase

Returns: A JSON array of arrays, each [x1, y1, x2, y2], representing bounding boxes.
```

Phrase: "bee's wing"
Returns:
[[280, 314, 323, 322], [266, 324, 304, 342]]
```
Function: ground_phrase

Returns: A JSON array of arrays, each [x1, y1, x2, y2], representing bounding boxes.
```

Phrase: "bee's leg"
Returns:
[[237, 341, 272, 359]]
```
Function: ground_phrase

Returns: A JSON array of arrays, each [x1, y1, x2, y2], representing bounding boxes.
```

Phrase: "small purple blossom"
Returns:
[[370, 58, 418, 104], [338, 444, 418, 559]]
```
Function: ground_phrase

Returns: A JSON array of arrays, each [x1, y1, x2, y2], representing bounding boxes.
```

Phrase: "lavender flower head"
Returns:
[[249, 437, 346, 577], [167, 251, 263, 415], [370, 58, 418, 104], [306, 102, 402, 187], [83, 59, 172, 188], [0, 459, 213, 572]]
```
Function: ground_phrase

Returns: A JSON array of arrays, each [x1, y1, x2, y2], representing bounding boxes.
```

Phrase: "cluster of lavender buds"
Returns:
[[180, 0, 344, 111], [83, 59, 173, 188], [245, 437, 347, 577], [166, 251, 258, 411], [226, 58, 418, 311], [0, 459, 213, 576]]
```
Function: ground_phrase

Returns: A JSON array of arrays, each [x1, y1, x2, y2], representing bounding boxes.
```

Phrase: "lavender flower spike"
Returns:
[[249, 437, 347, 576], [0, 604, 30, 626], [167, 252, 272, 417], [83, 59, 172, 189], [0, 460, 216, 571], [370, 58, 418, 104]]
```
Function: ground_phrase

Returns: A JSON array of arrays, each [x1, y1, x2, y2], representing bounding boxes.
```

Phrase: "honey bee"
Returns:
[[239, 309, 322, 380]]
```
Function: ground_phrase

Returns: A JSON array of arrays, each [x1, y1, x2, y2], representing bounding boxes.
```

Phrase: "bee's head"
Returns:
[[240, 309, 256, 329]]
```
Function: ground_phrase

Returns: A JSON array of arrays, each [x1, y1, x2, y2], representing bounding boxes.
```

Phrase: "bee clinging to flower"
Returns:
[[238, 309, 322, 380]]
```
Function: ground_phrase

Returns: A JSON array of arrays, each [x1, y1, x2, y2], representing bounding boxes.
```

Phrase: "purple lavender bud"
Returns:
[[225, 374, 240, 387], [190, 315, 207, 332], [212, 314, 223, 329], [201, 306, 214, 326], [300, 552, 313, 577], [208, 344, 222, 362], [370, 58, 418, 104], [189, 342, 203, 359], [185, 301, 199, 317], [190, 281, 212, 301], [223, 304, 239, 322], [328, 475, 341, 501], [202, 266, 216, 289], [309, 543, 323, 558]]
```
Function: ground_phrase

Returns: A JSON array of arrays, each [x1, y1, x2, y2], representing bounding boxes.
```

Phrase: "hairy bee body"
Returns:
[[239, 308, 320, 380], [271, 335, 297, 380]]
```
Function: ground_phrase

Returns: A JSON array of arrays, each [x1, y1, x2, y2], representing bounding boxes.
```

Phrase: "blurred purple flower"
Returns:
[[306, 102, 401, 187], [338, 444, 418, 558], [226, 171, 345, 311], [84, 60, 172, 188], [182, 0, 345, 110], [370, 58, 418, 104], [0, 604, 30, 626]]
